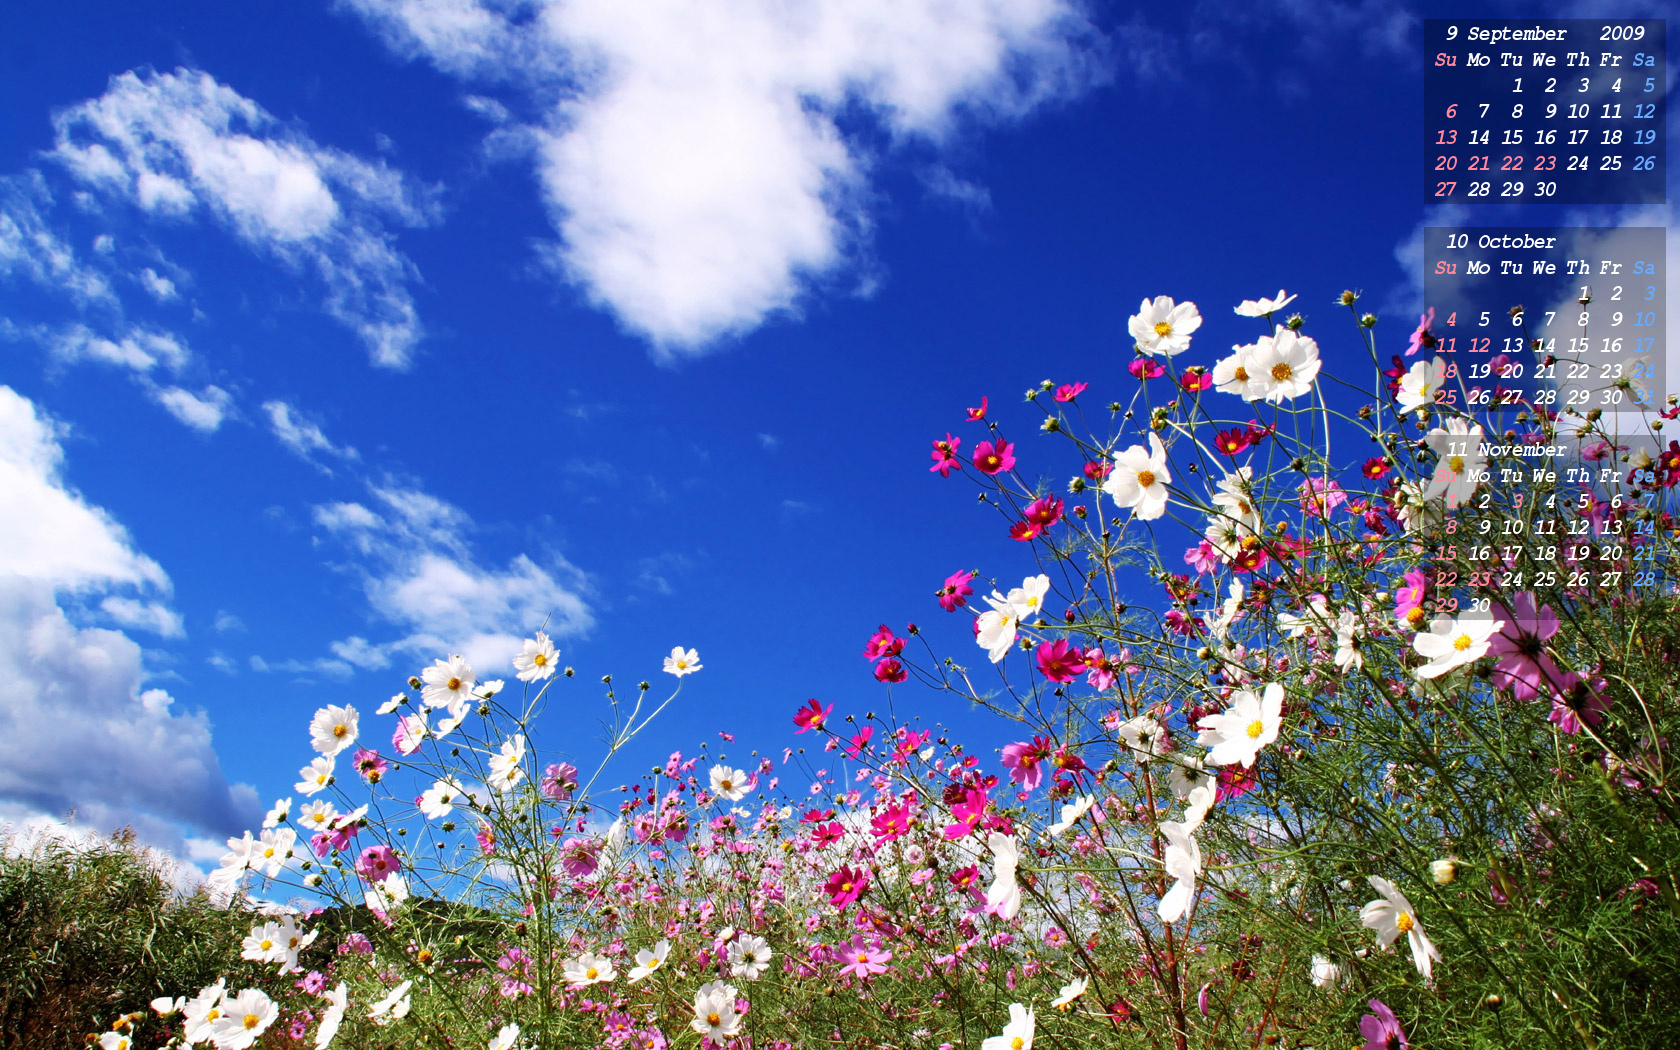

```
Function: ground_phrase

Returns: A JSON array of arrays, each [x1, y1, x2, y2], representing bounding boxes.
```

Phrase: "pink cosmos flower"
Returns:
[[559, 837, 600, 876], [1406, 307, 1436, 357], [1181, 368, 1212, 392], [1024, 495, 1064, 529], [1083, 649, 1118, 692], [844, 726, 874, 761], [354, 844, 400, 883], [972, 438, 1015, 475], [811, 821, 844, 848], [967, 396, 988, 421], [929, 434, 962, 476], [1548, 673, 1610, 734], [837, 935, 892, 979], [873, 659, 907, 683], [825, 866, 869, 910], [1054, 382, 1087, 402], [1214, 428, 1255, 457], [476, 821, 496, 856], [1083, 460, 1113, 482], [1001, 736, 1052, 791], [1394, 569, 1429, 629], [1486, 592, 1563, 701], [1010, 520, 1043, 542], [1216, 765, 1259, 803], [352, 748, 388, 783], [871, 804, 912, 841], [943, 787, 989, 840], [1164, 609, 1201, 637], [1184, 541, 1220, 575], [1298, 477, 1347, 518], [793, 698, 833, 734], [938, 570, 975, 611], [863, 625, 904, 661], [1129, 359, 1166, 380], [1035, 639, 1087, 683], [1359, 999, 1409, 1049], [541, 762, 579, 800]]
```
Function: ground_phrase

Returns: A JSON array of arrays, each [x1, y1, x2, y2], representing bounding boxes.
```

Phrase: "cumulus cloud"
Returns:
[[312, 479, 592, 671], [152, 384, 233, 432], [342, 0, 1102, 355], [0, 386, 257, 850], [49, 68, 439, 367]]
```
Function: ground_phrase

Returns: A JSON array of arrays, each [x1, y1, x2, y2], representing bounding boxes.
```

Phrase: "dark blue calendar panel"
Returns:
[[1425, 20, 1665, 204]]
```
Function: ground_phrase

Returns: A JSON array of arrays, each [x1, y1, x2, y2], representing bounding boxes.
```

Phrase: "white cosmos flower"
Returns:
[[433, 696, 469, 739], [514, 631, 558, 681], [1234, 289, 1297, 317], [254, 828, 295, 878], [1129, 296, 1202, 356], [210, 988, 278, 1050], [1334, 610, 1364, 672], [976, 597, 1019, 664], [629, 939, 671, 982], [728, 934, 773, 979], [1392, 478, 1446, 535], [691, 984, 743, 1041], [1203, 579, 1246, 641], [262, 797, 292, 829], [420, 654, 475, 710], [1047, 794, 1096, 838], [985, 831, 1022, 919], [419, 777, 472, 819], [98, 1033, 131, 1050], [476, 679, 504, 698], [364, 872, 409, 913], [275, 916, 316, 975], [487, 1023, 521, 1050], [1361, 875, 1441, 982], [297, 800, 338, 833], [1423, 417, 1487, 509], [1211, 344, 1263, 399], [1158, 819, 1202, 923], [980, 1002, 1036, 1050], [1310, 954, 1344, 989], [1243, 326, 1321, 402], [1276, 595, 1331, 638], [1397, 356, 1447, 414], [1211, 467, 1261, 529], [241, 921, 286, 965], [1196, 682, 1284, 769], [150, 995, 184, 1017], [1003, 574, 1051, 620], [1412, 613, 1503, 679], [314, 983, 348, 1049], [1050, 975, 1089, 1009], [1104, 433, 1172, 520], [1118, 715, 1167, 763], [217, 832, 258, 878], [376, 694, 404, 715], [309, 704, 359, 757], [367, 980, 412, 1025], [710, 764, 749, 801], [664, 646, 702, 676], [180, 981, 227, 1044], [295, 757, 334, 796], [486, 734, 526, 793], [564, 952, 617, 987]]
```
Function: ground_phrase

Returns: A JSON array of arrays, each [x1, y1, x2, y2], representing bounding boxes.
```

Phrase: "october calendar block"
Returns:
[[1426, 19, 1665, 204]]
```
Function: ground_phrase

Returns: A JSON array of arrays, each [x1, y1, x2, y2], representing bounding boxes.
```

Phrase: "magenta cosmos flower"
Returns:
[[1054, 382, 1087, 401], [1035, 640, 1087, 683], [1359, 999, 1408, 1049], [1486, 592, 1563, 701], [1549, 673, 1611, 734], [972, 438, 1015, 475], [826, 866, 869, 910], [938, 570, 974, 611], [541, 761, 579, 800], [352, 748, 388, 783], [929, 434, 962, 476], [792, 698, 833, 734]]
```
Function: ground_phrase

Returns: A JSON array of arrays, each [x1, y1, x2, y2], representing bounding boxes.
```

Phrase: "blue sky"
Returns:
[[0, 0, 1671, 871]]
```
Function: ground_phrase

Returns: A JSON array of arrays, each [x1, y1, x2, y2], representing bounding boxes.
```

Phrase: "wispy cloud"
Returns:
[[262, 399, 360, 470], [341, 0, 1105, 356], [48, 68, 440, 367]]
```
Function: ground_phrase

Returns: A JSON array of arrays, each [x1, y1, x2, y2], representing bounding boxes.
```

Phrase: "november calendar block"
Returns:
[[1425, 19, 1665, 204]]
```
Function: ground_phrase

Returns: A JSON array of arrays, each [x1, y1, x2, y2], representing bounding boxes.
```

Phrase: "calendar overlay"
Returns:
[[1426, 19, 1666, 204], [1417, 226, 1670, 603]]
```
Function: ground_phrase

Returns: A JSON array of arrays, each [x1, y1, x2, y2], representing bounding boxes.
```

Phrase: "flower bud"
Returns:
[[1359, 313, 1377, 328], [1285, 314, 1304, 330], [1431, 857, 1461, 884], [1339, 290, 1359, 306], [408, 676, 422, 689]]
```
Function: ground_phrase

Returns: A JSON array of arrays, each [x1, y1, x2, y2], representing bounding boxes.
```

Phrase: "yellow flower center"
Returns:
[[586, 967, 599, 980], [857, 952, 869, 963], [1271, 362, 1293, 382], [244, 1015, 260, 1030], [1453, 634, 1473, 651], [1012, 1039, 1025, 1050], [333, 724, 347, 737], [1137, 469, 1156, 488], [1395, 911, 1414, 933], [707, 1013, 722, 1026], [841, 881, 853, 893], [447, 677, 461, 690], [1405, 607, 1426, 626], [1247, 720, 1265, 739], [720, 779, 734, 791], [260, 939, 274, 951], [534, 652, 547, 665], [1154, 321, 1173, 337], [1233, 366, 1249, 381], [1448, 455, 1465, 473]]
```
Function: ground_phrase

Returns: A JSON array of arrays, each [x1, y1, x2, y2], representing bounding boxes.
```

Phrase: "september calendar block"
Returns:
[[1425, 20, 1665, 204], [1423, 225, 1665, 417]]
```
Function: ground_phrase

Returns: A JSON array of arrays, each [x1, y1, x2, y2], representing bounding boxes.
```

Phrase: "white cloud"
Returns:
[[312, 480, 592, 672], [0, 386, 169, 593], [0, 174, 118, 307], [45, 322, 190, 372], [919, 164, 994, 212], [212, 610, 245, 634], [342, 0, 1101, 355], [248, 654, 355, 680], [756, 432, 780, 451], [138, 265, 178, 301], [100, 595, 187, 638], [0, 386, 255, 850], [49, 68, 438, 367], [263, 399, 359, 467], [152, 384, 233, 432]]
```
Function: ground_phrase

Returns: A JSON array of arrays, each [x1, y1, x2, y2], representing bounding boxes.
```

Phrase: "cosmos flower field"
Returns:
[[53, 293, 1680, 1049]]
